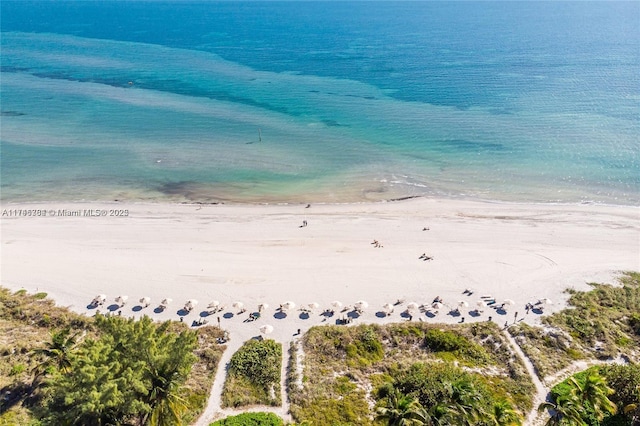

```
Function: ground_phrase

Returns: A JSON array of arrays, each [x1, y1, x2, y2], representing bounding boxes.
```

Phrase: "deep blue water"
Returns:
[[1, 1, 639, 204]]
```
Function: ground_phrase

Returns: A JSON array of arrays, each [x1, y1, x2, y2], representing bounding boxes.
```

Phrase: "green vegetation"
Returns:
[[375, 389, 427, 425], [382, 363, 523, 425], [221, 339, 282, 408], [510, 272, 640, 379], [0, 287, 225, 425], [423, 328, 490, 364], [38, 315, 199, 425], [290, 321, 533, 425], [538, 365, 640, 426], [210, 412, 284, 425]]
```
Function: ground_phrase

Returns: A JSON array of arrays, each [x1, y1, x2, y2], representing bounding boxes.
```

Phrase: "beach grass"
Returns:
[[510, 271, 640, 380], [290, 321, 534, 425]]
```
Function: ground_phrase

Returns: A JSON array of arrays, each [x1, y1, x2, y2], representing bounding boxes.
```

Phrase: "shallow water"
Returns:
[[1, 2, 638, 204]]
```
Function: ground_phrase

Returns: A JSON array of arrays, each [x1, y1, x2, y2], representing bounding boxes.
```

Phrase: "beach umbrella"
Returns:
[[458, 301, 469, 308], [382, 303, 394, 313], [308, 302, 320, 310], [331, 301, 343, 309], [282, 301, 296, 311], [97, 294, 107, 302], [161, 298, 172, 305], [115, 295, 128, 305], [258, 303, 269, 312], [139, 297, 151, 306], [541, 298, 553, 305], [354, 300, 369, 310], [232, 301, 244, 310], [185, 299, 198, 310], [260, 324, 274, 335], [406, 302, 419, 311], [503, 299, 515, 306], [207, 301, 220, 309], [432, 302, 443, 309]]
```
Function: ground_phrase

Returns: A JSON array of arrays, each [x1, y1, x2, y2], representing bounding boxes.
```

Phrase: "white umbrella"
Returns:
[[97, 294, 107, 302], [458, 301, 469, 308], [139, 297, 151, 306], [541, 298, 553, 305], [185, 299, 198, 310], [207, 301, 220, 309], [406, 302, 419, 311], [232, 301, 244, 310], [115, 295, 128, 305], [432, 302, 443, 309], [282, 301, 296, 310], [331, 301, 343, 309], [260, 324, 274, 335], [503, 299, 516, 306], [382, 303, 394, 313], [354, 300, 369, 310], [258, 303, 269, 312], [161, 298, 172, 305], [308, 302, 320, 310]]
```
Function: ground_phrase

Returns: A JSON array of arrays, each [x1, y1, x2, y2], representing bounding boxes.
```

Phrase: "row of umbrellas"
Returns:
[[97, 295, 551, 314]]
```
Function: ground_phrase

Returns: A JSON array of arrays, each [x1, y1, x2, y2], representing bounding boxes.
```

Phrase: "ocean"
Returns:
[[1, 1, 639, 205]]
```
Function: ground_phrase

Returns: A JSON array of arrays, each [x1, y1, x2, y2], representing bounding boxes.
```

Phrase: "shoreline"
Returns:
[[2, 197, 639, 345], [2, 190, 640, 209]]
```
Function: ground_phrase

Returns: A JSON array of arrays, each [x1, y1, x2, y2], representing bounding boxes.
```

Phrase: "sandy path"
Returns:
[[194, 336, 293, 425], [502, 328, 548, 425]]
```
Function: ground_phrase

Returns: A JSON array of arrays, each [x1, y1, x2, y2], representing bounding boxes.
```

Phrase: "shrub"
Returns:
[[628, 313, 640, 336], [229, 339, 281, 387], [9, 363, 26, 376], [222, 339, 282, 408], [424, 328, 489, 363], [210, 412, 284, 425], [346, 326, 384, 367]]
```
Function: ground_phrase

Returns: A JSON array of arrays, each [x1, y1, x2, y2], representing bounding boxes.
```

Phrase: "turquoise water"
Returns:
[[1, 2, 639, 204]]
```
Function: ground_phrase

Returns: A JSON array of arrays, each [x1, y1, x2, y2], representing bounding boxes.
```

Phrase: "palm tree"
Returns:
[[140, 351, 190, 426], [426, 403, 450, 426], [31, 327, 80, 383], [376, 389, 428, 426], [537, 395, 583, 426], [441, 378, 486, 425], [488, 399, 522, 426], [568, 373, 617, 421]]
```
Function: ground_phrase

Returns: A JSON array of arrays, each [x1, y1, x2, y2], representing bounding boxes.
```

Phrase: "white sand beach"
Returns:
[[1, 198, 638, 345]]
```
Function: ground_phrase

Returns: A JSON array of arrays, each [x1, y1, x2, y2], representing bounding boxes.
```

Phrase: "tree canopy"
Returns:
[[36, 315, 198, 426]]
